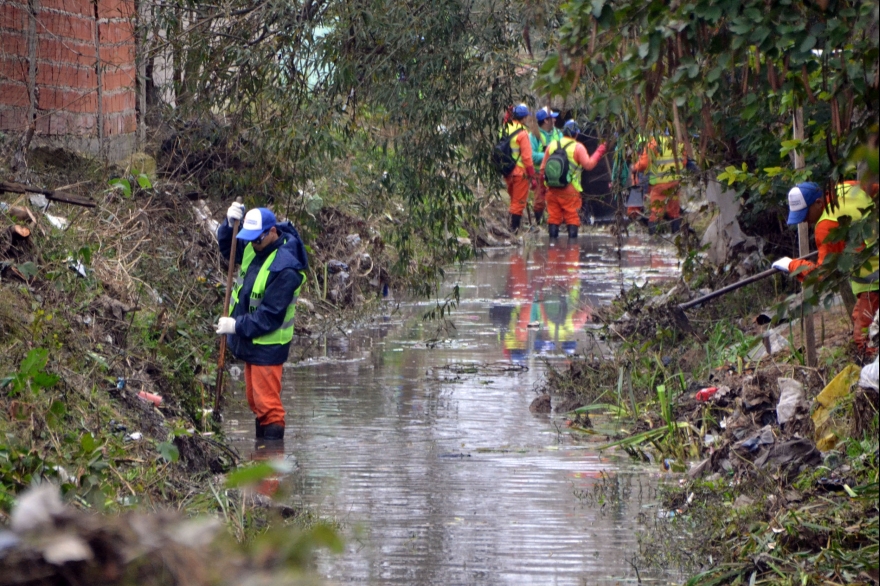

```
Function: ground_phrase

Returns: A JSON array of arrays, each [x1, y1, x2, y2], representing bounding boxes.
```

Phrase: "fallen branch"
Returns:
[[0, 180, 96, 208]]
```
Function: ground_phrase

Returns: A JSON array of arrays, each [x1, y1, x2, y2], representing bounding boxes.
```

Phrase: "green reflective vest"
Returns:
[[545, 137, 582, 192], [230, 245, 306, 345], [648, 136, 680, 185], [819, 183, 879, 295]]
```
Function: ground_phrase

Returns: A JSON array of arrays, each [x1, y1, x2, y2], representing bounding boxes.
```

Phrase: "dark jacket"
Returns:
[[217, 219, 309, 365]]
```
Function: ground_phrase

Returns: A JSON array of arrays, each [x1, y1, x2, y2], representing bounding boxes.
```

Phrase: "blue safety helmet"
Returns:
[[513, 104, 529, 119], [562, 119, 580, 137]]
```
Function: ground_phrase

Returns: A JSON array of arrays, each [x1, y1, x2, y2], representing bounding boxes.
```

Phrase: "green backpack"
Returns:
[[544, 140, 571, 188]]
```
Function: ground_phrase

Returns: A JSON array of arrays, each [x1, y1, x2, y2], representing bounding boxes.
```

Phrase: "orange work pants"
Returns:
[[244, 363, 285, 427], [853, 291, 879, 355], [648, 181, 681, 222], [546, 186, 581, 226], [533, 174, 547, 215], [506, 173, 530, 216]]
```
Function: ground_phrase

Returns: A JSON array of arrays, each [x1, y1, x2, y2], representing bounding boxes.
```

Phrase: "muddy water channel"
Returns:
[[226, 233, 681, 585]]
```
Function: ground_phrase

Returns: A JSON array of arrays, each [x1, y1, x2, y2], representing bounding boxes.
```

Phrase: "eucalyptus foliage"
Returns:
[[148, 0, 527, 290], [537, 0, 878, 300]]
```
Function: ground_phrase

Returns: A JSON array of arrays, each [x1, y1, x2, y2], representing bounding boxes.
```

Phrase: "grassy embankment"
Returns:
[[0, 135, 499, 581], [545, 258, 878, 584]]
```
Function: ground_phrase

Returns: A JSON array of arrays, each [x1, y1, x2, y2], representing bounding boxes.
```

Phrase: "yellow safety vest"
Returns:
[[819, 183, 878, 295], [648, 136, 680, 185], [230, 245, 306, 345], [545, 137, 582, 193], [501, 122, 527, 170]]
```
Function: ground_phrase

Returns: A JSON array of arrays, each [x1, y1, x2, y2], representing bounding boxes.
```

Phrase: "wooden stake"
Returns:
[[793, 107, 817, 367]]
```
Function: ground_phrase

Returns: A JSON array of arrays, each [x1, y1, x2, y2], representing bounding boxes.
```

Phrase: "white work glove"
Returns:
[[226, 202, 245, 223], [772, 257, 792, 273], [216, 317, 237, 335]]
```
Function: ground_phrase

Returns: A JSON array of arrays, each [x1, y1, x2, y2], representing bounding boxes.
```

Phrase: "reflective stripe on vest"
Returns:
[[229, 243, 306, 345], [819, 182, 879, 295], [648, 137, 680, 185], [502, 122, 526, 169]]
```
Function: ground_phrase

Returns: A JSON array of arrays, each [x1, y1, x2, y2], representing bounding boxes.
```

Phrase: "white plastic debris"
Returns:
[[66, 257, 87, 278], [125, 432, 143, 442], [11, 484, 65, 533], [776, 378, 805, 425], [859, 357, 879, 392], [45, 214, 69, 229]]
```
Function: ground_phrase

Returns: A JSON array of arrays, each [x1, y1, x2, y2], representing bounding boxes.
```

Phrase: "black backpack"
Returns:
[[491, 128, 524, 176], [544, 140, 571, 188]]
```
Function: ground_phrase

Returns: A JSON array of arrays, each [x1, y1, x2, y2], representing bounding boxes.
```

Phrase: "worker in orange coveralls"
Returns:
[[774, 181, 879, 356], [540, 119, 606, 239], [631, 134, 682, 233], [501, 104, 537, 233]]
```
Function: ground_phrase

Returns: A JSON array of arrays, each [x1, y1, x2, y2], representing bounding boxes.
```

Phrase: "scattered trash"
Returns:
[[228, 365, 242, 380], [858, 357, 878, 391], [345, 233, 361, 247], [734, 425, 775, 454], [812, 364, 860, 451], [28, 194, 49, 209], [775, 378, 804, 426], [125, 432, 143, 442], [695, 387, 718, 401], [67, 257, 88, 278], [326, 260, 349, 274], [137, 391, 163, 407], [45, 213, 69, 229]]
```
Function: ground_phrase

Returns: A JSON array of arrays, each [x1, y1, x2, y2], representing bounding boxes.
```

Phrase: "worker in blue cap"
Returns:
[[216, 204, 309, 439], [774, 181, 878, 356]]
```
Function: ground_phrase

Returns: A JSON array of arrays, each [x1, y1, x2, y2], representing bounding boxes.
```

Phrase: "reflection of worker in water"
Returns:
[[495, 244, 589, 361], [499, 252, 533, 363], [535, 243, 590, 354]]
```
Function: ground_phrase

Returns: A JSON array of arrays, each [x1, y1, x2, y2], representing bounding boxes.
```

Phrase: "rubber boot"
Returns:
[[510, 214, 522, 232], [670, 218, 681, 234], [263, 423, 285, 441], [534, 210, 544, 225], [548, 224, 560, 238], [255, 418, 264, 439], [567, 225, 579, 239]]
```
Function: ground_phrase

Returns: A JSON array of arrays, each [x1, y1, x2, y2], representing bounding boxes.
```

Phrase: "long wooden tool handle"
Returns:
[[678, 250, 819, 311], [214, 198, 243, 413]]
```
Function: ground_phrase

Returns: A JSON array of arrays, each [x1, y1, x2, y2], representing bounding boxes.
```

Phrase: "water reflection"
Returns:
[[224, 232, 680, 585]]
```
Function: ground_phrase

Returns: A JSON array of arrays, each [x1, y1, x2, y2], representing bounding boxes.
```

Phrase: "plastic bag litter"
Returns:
[[858, 357, 879, 391], [776, 378, 804, 426], [813, 364, 861, 451]]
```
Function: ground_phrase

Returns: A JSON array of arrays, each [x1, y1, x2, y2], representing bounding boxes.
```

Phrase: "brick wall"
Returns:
[[0, 0, 138, 159]]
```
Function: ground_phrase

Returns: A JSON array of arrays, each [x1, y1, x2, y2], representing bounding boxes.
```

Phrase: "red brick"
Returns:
[[103, 111, 135, 135], [0, 106, 30, 131], [36, 62, 96, 89], [37, 86, 97, 112], [37, 37, 96, 67], [0, 80, 30, 106], [39, 0, 93, 18], [101, 66, 134, 91], [38, 11, 95, 42], [0, 3, 29, 31], [101, 89, 133, 113], [40, 110, 97, 135], [0, 31, 30, 56], [98, 21, 132, 44], [0, 56, 29, 84], [97, 0, 134, 19], [98, 42, 134, 66]]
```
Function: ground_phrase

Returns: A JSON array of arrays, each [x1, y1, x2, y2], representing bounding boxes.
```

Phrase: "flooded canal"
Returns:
[[226, 232, 681, 585]]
